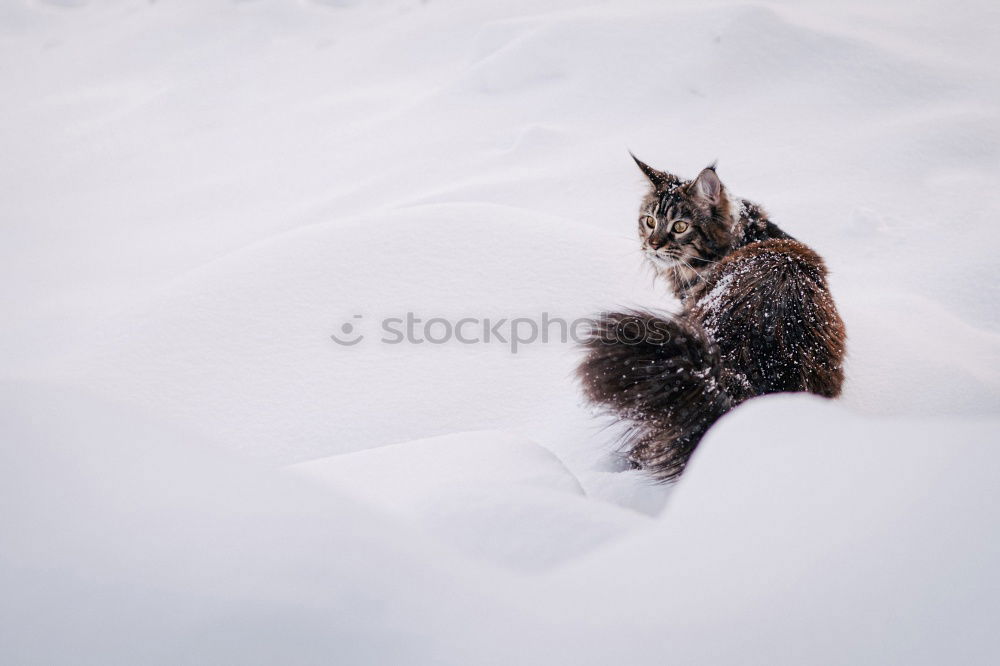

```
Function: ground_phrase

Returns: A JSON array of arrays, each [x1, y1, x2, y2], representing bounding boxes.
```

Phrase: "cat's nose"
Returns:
[[648, 236, 668, 250]]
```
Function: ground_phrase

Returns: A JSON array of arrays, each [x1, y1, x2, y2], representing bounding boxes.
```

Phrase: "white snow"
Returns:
[[288, 430, 652, 572], [1, 0, 998, 663]]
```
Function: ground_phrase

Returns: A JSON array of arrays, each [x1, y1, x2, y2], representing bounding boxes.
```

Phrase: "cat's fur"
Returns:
[[577, 156, 846, 481]]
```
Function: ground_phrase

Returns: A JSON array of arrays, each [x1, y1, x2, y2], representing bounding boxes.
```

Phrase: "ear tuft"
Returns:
[[629, 152, 676, 190]]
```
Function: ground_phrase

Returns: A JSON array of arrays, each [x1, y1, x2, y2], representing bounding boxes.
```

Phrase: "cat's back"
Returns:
[[716, 238, 828, 291], [689, 238, 846, 399]]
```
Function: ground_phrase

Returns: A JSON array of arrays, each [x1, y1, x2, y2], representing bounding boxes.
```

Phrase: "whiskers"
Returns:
[[635, 240, 723, 299], [674, 259, 697, 295]]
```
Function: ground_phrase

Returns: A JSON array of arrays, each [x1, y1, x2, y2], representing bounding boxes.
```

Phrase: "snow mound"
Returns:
[[290, 430, 649, 571], [4, 386, 998, 664], [0, 383, 516, 665], [77, 203, 656, 469], [540, 395, 1000, 665]]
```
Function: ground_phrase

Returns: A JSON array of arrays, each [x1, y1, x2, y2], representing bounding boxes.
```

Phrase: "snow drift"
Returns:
[[1, 0, 999, 663]]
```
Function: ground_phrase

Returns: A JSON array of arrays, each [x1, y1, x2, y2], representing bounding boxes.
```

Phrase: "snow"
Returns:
[[288, 430, 651, 572], [1, 0, 999, 663]]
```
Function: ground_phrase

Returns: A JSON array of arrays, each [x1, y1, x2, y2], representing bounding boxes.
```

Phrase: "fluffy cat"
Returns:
[[577, 156, 846, 481]]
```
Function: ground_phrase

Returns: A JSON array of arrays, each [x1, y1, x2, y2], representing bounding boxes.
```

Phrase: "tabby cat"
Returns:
[[578, 156, 846, 480]]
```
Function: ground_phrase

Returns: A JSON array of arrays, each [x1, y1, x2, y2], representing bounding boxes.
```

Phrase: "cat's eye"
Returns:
[[672, 220, 689, 234], [641, 215, 656, 229]]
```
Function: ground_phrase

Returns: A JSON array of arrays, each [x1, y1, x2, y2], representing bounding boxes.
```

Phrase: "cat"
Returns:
[[577, 155, 846, 481]]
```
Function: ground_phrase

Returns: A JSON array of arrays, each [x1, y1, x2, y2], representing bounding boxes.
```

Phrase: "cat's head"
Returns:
[[632, 155, 737, 276]]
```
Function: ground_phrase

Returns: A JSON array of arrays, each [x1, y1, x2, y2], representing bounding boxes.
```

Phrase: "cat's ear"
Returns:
[[630, 152, 675, 189], [690, 164, 722, 204]]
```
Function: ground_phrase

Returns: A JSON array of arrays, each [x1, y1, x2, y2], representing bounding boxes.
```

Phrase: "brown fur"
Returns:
[[577, 157, 846, 480]]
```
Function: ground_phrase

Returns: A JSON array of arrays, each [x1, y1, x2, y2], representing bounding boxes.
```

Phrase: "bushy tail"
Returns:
[[577, 310, 733, 481]]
